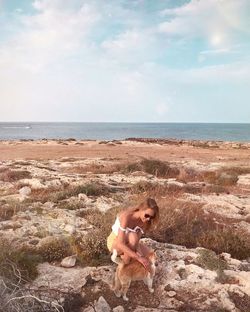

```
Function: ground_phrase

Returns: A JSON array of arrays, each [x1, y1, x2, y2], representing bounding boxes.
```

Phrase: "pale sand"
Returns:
[[0, 139, 249, 165]]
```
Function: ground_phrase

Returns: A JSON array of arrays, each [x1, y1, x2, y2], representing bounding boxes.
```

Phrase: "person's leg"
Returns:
[[118, 232, 140, 264]]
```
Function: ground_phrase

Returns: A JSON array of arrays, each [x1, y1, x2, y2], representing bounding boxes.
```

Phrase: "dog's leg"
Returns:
[[143, 276, 154, 293], [113, 267, 122, 298], [120, 280, 130, 301]]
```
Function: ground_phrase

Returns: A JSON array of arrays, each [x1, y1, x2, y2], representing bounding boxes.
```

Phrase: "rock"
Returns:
[[19, 186, 31, 197], [112, 306, 124, 312], [64, 224, 76, 234], [95, 296, 111, 312], [19, 178, 46, 189], [237, 174, 250, 189], [82, 307, 95, 312], [61, 254, 77, 268], [167, 291, 177, 297], [78, 193, 89, 201]]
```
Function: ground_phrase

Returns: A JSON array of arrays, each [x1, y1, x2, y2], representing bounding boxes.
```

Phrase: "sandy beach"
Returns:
[[1, 138, 250, 164]]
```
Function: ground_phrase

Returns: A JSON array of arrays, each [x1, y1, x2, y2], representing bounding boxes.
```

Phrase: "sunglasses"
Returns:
[[144, 213, 155, 220]]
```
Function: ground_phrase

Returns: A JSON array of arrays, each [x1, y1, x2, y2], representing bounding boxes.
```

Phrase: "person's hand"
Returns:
[[137, 255, 150, 271]]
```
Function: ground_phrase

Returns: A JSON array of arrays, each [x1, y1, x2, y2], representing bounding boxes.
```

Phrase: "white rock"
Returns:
[[64, 224, 76, 234], [78, 193, 89, 201], [82, 306, 95, 312], [167, 291, 177, 297], [237, 174, 250, 188], [19, 178, 46, 189], [61, 255, 77, 268], [95, 296, 111, 312], [19, 186, 31, 197], [112, 306, 124, 312]]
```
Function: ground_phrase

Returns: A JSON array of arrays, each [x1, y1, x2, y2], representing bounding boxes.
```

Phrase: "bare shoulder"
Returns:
[[118, 210, 132, 226]]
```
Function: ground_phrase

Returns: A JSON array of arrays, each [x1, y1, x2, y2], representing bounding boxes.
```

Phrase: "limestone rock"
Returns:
[[61, 254, 77, 268], [19, 186, 31, 197], [95, 296, 111, 312]]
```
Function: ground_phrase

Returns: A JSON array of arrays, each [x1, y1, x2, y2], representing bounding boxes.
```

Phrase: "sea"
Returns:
[[0, 122, 250, 142]]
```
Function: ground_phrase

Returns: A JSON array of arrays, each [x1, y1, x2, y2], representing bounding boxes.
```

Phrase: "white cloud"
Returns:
[[159, 0, 250, 48], [0, 1, 100, 72]]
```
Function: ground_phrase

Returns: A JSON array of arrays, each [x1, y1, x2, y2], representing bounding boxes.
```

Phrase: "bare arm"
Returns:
[[115, 213, 140, 260], [115, 213, 150, 272]]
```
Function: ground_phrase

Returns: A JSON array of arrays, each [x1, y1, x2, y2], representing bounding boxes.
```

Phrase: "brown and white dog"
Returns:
[[112, 250, 156, 301]]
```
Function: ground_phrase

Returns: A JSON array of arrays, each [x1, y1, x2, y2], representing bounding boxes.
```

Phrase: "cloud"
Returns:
[[0, 0, 100, 72], [159, 0, 250, 48]]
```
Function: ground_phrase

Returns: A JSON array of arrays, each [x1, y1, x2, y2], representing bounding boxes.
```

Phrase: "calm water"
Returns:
[[0, 122, 250, 142]]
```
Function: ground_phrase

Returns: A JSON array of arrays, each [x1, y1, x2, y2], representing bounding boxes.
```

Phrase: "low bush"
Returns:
[[74, 206, 121, 265], [125, 159, 180, 178], [145, 195, 250, 260], [37, 236, 73, 262], [29, 182, 111, 203], [0, 238, 42, 282], [0, 169, 31, 182]]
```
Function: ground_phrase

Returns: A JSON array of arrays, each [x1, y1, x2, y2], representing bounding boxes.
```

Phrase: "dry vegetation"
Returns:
[[146, 195, 250, 260], [1, 157, 250, 311], [0, 168, 31, 182], [27, 182, 112, 203]]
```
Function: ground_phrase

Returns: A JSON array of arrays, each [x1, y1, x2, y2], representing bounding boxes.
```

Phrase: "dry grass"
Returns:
[[0, 168, 31, 182], [134, 194, 250, 260], [0, 238, 42, 282], [28, 182, 111, 203], [74, 206, 121, 266], [0, 199, 28, 221], [125, 159, 180, 178], [37, 236, 73, 262], [65, 162, 124, 174], [178, 165, 250, 187]]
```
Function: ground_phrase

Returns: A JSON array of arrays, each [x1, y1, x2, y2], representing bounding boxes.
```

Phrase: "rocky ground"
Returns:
[[0, 139, 250, 312]]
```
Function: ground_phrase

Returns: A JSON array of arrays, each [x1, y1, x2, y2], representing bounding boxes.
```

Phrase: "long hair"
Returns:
[[127, 198, 159, 231]]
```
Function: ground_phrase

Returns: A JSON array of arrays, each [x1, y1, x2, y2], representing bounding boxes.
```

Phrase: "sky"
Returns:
[[0, 0, 250, 122]]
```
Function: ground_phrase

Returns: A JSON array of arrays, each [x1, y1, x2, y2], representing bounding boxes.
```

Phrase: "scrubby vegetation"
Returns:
[[146, 195, 250, 260], [125, 159, 180, 178], [28, 182, 111, 203], [74, 206, 121, 266], [0, 168, 31, 182]]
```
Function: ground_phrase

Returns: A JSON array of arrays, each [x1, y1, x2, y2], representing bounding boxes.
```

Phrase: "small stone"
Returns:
[[167, 291, 177, 297], [19, 186, 31, 197], [61, 255, 77, 268], [95, 296, 111, 312], [82, 307, 95, 312], [113, 306, 124, 312], [78, 193, 89, 201], [64, 224, 76, 234]]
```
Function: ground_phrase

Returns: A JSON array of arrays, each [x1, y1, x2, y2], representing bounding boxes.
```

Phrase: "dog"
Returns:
[[112, 250, 156, 301]]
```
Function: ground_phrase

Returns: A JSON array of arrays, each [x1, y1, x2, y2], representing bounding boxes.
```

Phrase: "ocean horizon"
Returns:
[[0, 122, 250, 142]]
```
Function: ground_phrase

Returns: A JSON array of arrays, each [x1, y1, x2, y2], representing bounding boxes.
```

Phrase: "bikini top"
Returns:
[[112, 216, 144, 236]]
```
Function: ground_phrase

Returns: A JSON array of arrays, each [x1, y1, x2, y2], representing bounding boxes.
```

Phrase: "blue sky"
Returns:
[[0, 0, 250, 122]]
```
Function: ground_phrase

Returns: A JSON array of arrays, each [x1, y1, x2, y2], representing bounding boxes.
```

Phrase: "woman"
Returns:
[[107, 198, 159, 270]]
